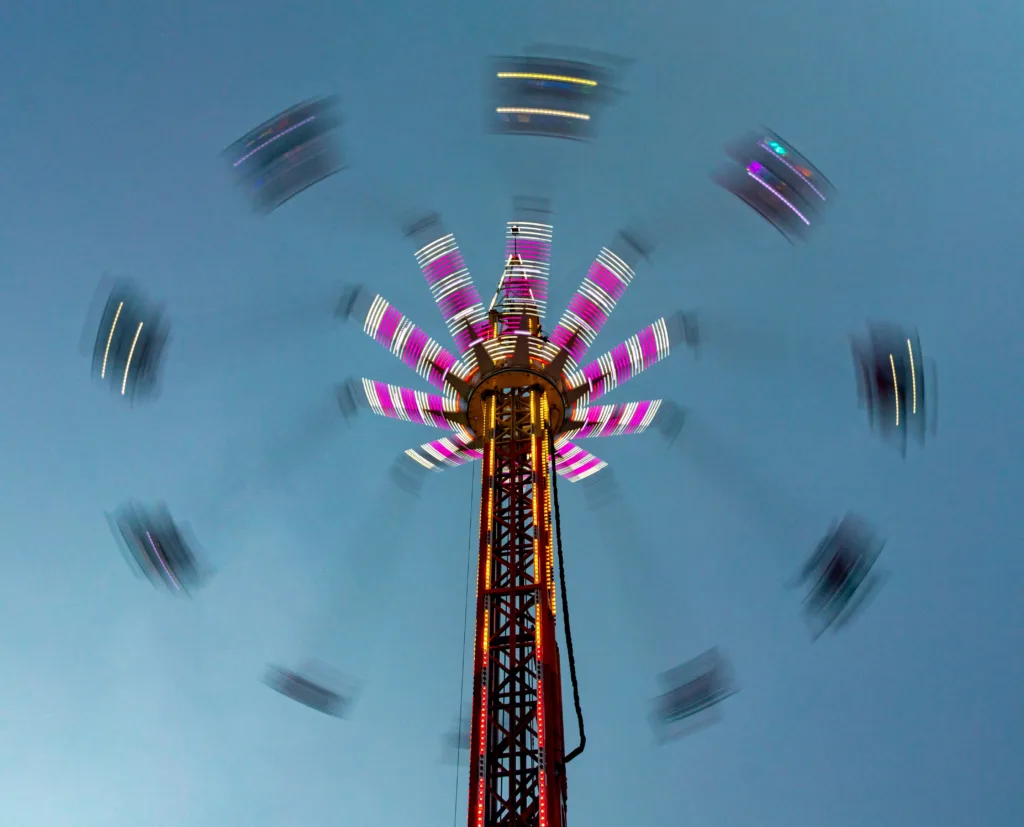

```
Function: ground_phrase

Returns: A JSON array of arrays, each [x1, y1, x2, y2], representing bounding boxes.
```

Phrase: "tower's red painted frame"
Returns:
[[467, 385, 567, 827]]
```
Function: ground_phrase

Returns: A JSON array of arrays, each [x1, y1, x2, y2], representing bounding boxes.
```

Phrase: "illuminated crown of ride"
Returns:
[[346, 215, 685, 475]]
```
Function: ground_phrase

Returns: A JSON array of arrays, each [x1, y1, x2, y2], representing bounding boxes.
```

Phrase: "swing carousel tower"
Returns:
[[338, 205, 688, 827], [90, 50, 904, 827], [95, 76, 853, 824]]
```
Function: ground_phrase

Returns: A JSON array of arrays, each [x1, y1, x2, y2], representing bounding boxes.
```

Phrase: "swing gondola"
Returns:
[[650, 647, 737, 741], [489, 54, 617, 141], [852, 322, 936, 455], [264, 661, 354, 717], [90, 281, 169, 403], [797, 514, 886, 639], [224, 96, 345, 213], [108, 502, 204, 595], [715, 128, 834, 243]]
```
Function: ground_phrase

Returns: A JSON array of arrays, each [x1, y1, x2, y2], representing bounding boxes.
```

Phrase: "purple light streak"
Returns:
[[756, 141, 827, 201], [745, 167, 811, 226], [145, 531, 181, 591], [233, 116, 316, 168]]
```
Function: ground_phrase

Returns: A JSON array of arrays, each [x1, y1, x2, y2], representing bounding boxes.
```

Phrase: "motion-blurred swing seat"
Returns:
[[651, 648, 737, 738], [224, 96, 345, 213], [851, 322, 933, 454], [91, 283, 169, 403], [109, 502, 202, 594], [264, 663, 352, 717], [489, 54, 617, 141], [799, 514, 885, 636], [715, 128, 835, 243]]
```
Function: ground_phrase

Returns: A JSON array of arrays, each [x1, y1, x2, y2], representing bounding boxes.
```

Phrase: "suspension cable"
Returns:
[[549, 429, 586, 764]]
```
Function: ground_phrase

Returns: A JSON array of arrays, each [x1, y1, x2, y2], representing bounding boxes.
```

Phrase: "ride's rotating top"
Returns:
[[337, 211, 688, 481]]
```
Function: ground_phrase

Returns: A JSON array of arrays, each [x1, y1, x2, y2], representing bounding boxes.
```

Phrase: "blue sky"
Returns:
[[1, 1, 1022, 825]]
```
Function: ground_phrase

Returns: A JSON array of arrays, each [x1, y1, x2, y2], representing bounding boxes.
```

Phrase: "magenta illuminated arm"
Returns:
[[548, 243, 637, 367], [572, 312, 685, 403], [553, 440, 608, 482], [565, 400, 663, 438], [502, 220, 552, 324], [345, 286, 469, 393], [413, 232, 489, 355], [358, 379, 461, 430], [404, 431, 483, 471]]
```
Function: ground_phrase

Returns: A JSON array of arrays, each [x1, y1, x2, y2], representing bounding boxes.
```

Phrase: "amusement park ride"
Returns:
[[87, 48, 937, 827]]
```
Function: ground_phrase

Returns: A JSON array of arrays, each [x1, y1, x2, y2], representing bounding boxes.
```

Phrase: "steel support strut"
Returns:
[[469, 385, 567, 827]]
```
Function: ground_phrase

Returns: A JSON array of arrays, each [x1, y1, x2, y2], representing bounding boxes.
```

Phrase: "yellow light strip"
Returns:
[[889, 353, 900, 427], [906, 338, 917, 415], [496, 107, 590, 121], [540, 396, 555, 617], [121, 322, 143, 396], [531, 391, 549, 827], [474, 395, 495, 827], [485, 396, 496, 591], [496, 71, 598, 87], [531, 390, 541, 589], [101, 301, 123, 379]]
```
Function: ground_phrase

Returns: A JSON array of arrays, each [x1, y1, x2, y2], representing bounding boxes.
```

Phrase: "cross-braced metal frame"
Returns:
[[469, 386, 567, 827]]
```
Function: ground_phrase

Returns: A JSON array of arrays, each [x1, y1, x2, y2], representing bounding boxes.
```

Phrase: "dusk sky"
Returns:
[[1, 1, 1022, 825]]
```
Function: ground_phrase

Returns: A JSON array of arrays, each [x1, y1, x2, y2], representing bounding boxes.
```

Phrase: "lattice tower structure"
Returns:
[[341, 208, 689, 827]]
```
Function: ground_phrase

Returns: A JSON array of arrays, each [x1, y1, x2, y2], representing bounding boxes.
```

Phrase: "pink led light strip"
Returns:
[[363, 294, 469, 392], [360, 379, 459, 430], [553, 441, 608, 482], [574, 317, 672, 403], [567, 400, 663, 438], [549, 246, 635, 366], [502, 221, 552, 322], [404, 432, 483, 470], [414, 233, 489, 355]]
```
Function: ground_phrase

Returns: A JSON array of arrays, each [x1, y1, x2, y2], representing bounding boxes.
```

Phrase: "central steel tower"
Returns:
[[468, 338, 569, 827], [340, 204, 686, 827]]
